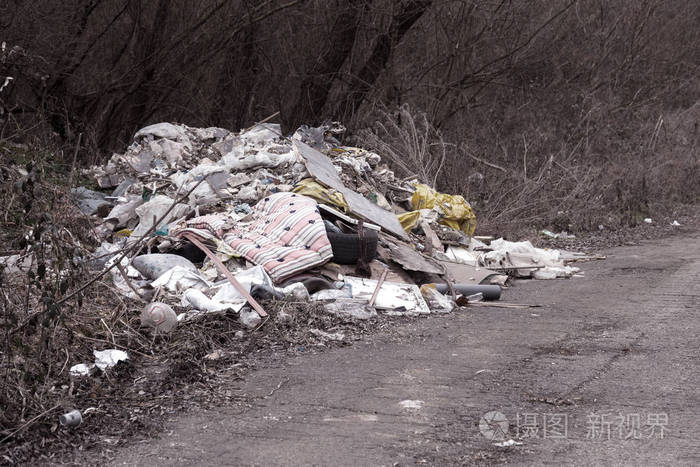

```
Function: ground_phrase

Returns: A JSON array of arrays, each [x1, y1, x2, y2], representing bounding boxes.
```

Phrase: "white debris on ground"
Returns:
[[480, 239, 581, 279], [494, 439, 523, 447], [399, 400, 425, 410], [69, 349, 129, 377]]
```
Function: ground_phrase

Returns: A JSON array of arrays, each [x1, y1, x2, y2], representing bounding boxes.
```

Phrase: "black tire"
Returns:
[[326, 230, 378, 264]]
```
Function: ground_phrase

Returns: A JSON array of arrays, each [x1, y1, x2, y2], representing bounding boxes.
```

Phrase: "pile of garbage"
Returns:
[[73, 120, 588, 331]]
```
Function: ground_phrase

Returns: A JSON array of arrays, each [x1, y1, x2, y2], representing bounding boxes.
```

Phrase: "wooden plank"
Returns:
[[386, 239, 444, 274], [294, 140, 408, 240]]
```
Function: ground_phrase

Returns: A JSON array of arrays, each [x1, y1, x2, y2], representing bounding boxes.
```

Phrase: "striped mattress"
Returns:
[[177, 192, 332, 282]]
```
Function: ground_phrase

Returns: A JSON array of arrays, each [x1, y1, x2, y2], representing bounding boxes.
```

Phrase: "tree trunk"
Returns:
[[283, 0, 367, 132], [333, 0, 432, 120]]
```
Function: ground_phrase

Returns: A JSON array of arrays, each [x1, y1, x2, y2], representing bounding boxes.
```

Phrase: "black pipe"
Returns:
[[434, 283, 501, 301]]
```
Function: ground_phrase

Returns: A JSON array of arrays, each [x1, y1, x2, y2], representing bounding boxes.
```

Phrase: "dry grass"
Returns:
[[355, 104, 448, 189], [356, 96, 699, 236]]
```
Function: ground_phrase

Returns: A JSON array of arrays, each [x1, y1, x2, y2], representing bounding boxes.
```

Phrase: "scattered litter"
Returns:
[[399, 400, 424, 410], [59, 410, 82, 428], [294, 140, 408, 239], [541, 229, 575, 239], [69, 363, 94, 378], [532, 265, 580, 280], [204, 349, 225, 361], [440, 260, 503, 285], [312, 287, 353, 300], [93, 349, 129, 371], [532, 269, 557, 280], [386, 238, 443, 274], [465, 292, 483, 303], [210, 265, 273, 310], [410, 183, 476, 235], [480, 239, 580, 279], [72, 187, 112, 216], [494, 439, 523, 447], [671, 220, 681, 226], [181, 288, 231, 314], [445, 246, 478, 266], [643, 218, 653, 224], [131, 195, 189, 240]]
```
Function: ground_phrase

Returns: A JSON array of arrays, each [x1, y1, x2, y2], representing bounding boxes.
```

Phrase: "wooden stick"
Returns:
[[467, 152, 507, 172], [368, 268, 388, 307], [467, 302, 542, 309], [486, 265, 546, 271], [0, 404, 60, 444], [115, 262, 146, 302], [242, 111, 281, 134], [67, 133, 82, 189]]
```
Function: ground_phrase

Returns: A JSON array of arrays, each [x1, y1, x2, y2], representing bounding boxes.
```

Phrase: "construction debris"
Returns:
[[69, 118, 595, 340]]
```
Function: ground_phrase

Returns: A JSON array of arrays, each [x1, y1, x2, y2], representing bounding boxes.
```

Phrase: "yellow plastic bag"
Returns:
[[292, 178, 349, 212], [410, 184, 477, 236], [398, 210, 422, 233]]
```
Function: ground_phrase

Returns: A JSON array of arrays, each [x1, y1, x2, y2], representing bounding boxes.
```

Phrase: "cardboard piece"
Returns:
[[344, 276, 431, 315], [294, 140, 408, 239]]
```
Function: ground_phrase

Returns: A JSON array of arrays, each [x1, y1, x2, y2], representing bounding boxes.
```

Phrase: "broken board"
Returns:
[[344, 277, 431, 315], [381, 235, 444, 275], [294, 140, 408, 240]]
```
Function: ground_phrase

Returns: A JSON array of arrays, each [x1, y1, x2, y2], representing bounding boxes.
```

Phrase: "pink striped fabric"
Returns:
[[176, 193, 332, 282], [223, 193, 332, 282]]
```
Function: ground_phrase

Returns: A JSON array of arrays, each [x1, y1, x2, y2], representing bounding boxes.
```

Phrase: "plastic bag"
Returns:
[[411, 184, 477, 236], [292, 178, 349, 212], [419, 283, 456, 313], [398, 210, 422, 233]]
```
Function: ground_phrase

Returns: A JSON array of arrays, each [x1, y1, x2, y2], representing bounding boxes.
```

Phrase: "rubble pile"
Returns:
[[72, 120, 589, 331]]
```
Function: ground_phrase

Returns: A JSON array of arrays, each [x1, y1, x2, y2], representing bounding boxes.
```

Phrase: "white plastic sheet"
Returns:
[[181, 288, 233, 313], [152, 266, 211, 293], [480, 238, 580, 278]]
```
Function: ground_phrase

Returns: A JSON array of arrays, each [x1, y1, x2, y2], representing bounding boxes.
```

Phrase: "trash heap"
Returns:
[[75, 121, 588, 331]]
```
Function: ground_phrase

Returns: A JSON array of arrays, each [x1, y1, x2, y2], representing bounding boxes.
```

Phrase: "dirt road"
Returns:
[[110, 232, 700, 466]]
